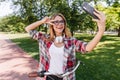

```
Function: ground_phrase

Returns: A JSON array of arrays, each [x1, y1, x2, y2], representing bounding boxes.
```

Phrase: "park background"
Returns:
[[0, 0, 120, 80]]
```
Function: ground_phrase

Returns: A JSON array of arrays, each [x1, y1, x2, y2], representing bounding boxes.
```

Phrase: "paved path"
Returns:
[[0, 33, 38, 80]]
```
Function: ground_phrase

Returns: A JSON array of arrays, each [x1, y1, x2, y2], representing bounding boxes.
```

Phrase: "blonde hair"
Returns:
[[47, 13, 72, 41]]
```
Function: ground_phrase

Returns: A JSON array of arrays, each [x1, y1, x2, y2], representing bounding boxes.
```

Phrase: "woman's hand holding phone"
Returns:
[[81, 2, 106, 32], [93, 9, 106, 32]]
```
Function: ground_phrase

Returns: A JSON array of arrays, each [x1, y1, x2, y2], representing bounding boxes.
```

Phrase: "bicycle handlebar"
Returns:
[[28, 60, 84, 78]]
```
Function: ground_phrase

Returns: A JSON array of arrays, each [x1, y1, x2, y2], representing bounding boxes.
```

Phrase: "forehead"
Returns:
[[54, 16, 63, 20]]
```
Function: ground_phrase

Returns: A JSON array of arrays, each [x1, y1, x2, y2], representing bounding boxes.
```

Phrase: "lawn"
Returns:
[[6, 33, 120, 80], [75, 34, 120, 80]]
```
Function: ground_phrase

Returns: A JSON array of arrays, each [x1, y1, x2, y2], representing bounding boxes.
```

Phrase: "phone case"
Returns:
[[81, 2, 99, 19]]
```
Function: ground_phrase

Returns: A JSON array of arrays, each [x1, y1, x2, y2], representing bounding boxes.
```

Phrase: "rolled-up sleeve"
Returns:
[[28, 30, 44, 40], [73, 38, 87, 53]]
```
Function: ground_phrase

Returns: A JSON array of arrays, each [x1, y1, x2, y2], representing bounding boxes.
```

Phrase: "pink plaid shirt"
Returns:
[[29, 30, 87, 80]]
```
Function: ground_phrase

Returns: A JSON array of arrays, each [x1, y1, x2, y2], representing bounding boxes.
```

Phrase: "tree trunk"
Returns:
[[71, 30, 74, 36], [118, 27, 120, 37]]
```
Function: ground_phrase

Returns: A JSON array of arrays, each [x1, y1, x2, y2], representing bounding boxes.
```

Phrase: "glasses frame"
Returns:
[[52, 20, 64, 25]]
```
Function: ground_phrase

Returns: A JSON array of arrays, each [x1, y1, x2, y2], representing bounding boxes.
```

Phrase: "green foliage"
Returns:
[[12, 0, 39, 24], [0, 0, 120, 36], [105, 7, 120, 29], [103, 1, 120, 36], [0, 15, 26, 33]]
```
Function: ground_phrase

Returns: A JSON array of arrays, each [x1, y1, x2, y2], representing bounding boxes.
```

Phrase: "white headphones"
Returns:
[[55, 36, 63, 43]]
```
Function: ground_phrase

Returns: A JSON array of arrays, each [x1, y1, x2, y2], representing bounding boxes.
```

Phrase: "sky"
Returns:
[[0, 1, 13, 18]]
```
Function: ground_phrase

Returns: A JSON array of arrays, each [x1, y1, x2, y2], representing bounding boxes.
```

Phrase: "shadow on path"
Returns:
[[0, 34, 38, 80]]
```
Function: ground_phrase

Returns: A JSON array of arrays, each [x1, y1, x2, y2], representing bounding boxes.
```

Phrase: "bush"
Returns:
[[0, 15, 26, 33]]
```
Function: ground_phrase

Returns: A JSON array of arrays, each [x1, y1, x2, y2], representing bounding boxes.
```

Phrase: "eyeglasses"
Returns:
[[52, 20, 64, 25]]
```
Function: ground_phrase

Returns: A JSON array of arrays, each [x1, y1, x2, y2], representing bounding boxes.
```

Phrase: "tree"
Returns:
[[0, 15, 26, 33], [12, 0, 39, 24], [112, 1, 120, 36], [104, 1, 120, 37], [0, 0, 107, 34]]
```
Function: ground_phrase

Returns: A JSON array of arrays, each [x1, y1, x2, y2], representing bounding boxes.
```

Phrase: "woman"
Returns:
[[25, 9, 106, 80]]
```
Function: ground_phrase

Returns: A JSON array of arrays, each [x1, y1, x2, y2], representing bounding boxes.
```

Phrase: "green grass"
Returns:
[[6, 33, 120, 80], [75, 34, 120, 80]]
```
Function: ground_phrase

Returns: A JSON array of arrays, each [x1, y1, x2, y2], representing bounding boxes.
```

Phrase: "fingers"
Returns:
[[93, 9, 106, 22], [50, 20, 56, 22], [46, 21, 54, 26], [92, 9, 106, 32], [47, 20, 56, 25], [94, 9, 100, 14], [42, 17, 55, 25], [93, 9, 103, 20], [93, 11, 101, 20], [41, 16, 50, 23], [92, 18, 99, 22]]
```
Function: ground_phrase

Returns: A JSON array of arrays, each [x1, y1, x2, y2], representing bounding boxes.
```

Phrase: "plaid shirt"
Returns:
[[29, 30, 87, 80]]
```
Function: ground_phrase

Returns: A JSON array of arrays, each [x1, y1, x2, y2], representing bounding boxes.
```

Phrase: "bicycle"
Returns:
[[28, 60, 84, 80]]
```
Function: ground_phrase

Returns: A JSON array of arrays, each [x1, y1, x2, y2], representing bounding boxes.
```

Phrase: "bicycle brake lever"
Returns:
[[37, 70, 46, 77]]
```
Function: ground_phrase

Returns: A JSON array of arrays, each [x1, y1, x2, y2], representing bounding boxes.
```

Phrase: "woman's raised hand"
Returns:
[[93, 9, 106, 32], [41, 16, 55, 26]]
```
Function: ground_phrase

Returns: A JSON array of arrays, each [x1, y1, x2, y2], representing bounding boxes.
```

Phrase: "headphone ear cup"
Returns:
[[55, 36, 63, 43], [55, 37, 59, 43]]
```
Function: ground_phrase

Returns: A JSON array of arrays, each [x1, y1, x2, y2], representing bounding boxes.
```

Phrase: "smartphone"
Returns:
[[81, 2, 99, 19]]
